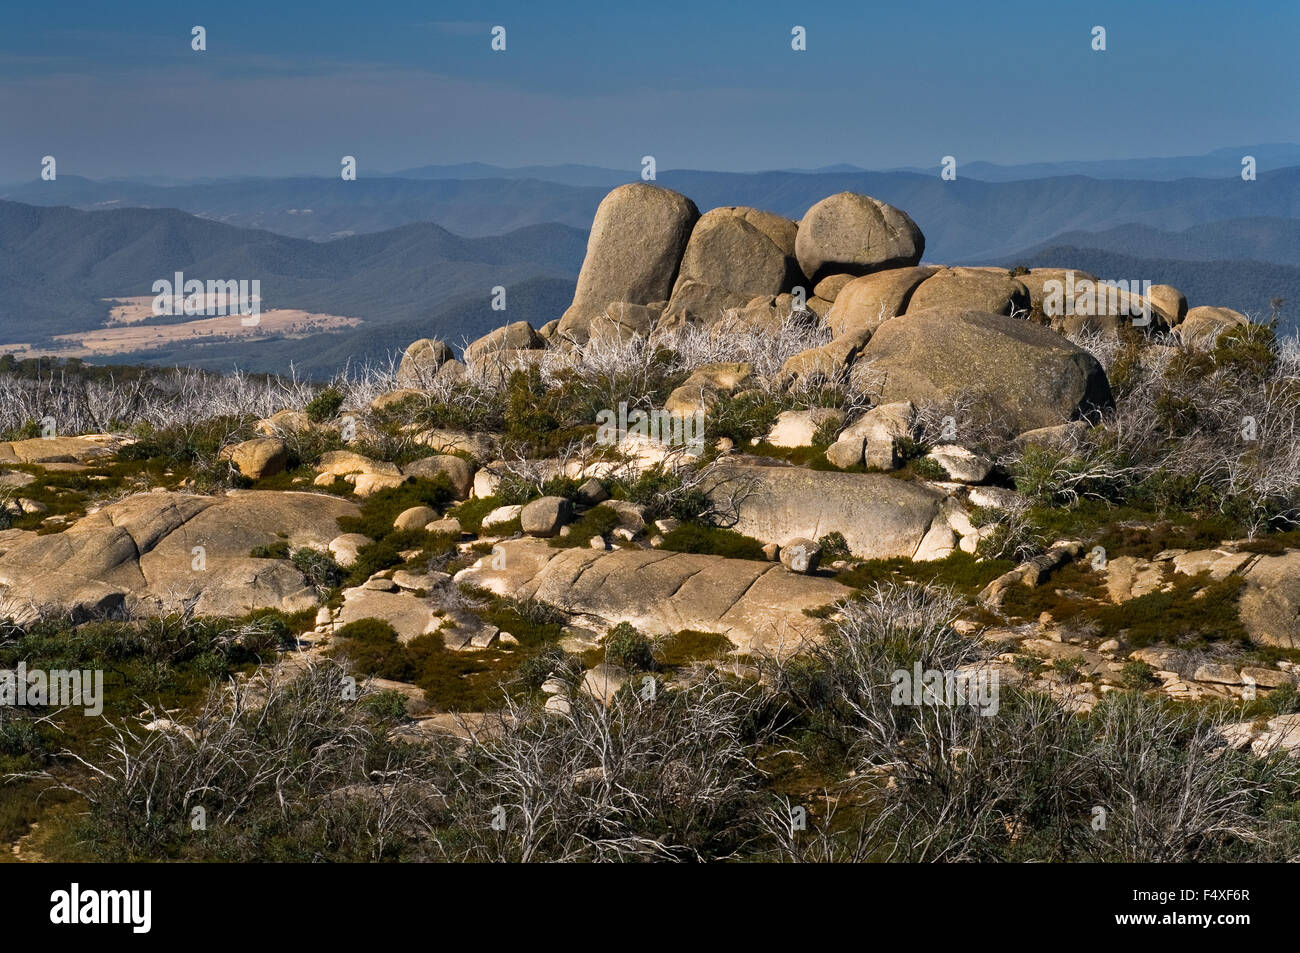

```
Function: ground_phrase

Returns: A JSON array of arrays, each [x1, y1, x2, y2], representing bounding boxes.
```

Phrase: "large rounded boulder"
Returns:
[[905, 267, 1030, 317], [858, 309, 1113, 434], [794, 192, 925, 284], [1178, 306, 1249, 343], [396, 338, 454, 387], [827, 266, 938, 338], [674, 208, 792, 298], [558, 184, 699, 342], [661, 207, 798, 327]]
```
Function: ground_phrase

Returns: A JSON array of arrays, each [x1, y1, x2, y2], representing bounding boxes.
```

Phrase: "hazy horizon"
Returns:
[[3, 0, 1297, 181]]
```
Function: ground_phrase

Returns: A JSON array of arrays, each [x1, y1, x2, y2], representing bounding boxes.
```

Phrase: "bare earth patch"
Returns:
[[7, 296, 361, 358]]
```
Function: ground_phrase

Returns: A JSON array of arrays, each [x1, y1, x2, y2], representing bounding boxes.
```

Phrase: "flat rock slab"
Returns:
[[0, 490, 358, 620], [1240, 551, 1300, 649], [0, 435, 123, 465], [703, 464, 942, 559], [337, 587, 444, 643], [455, 538, 848, 656]]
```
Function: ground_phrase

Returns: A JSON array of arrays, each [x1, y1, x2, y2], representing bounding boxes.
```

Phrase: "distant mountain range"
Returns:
[[4, 142, 1299, 376], [987, 217, 1300, 268], [6, 156, 1300, 263], [0, 200, 586, 374], [373, 144, 1300, 186]]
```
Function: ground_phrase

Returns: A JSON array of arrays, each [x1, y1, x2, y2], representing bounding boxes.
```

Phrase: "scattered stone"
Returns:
[[222, 437, 288, 480], [393, 505, 437, 531], [396, 338, 454, 387], [1241, 667, 1295, 689], [1239, 551, 1300, 649], [329, 533, 371, 568], [482, 504, 523, 530], [403, 455, 476, 499], [558, 183, 699, 342], [314, 451, 404, 496], [924, 445, 994, 484], [576, 477, 609, 505], [906, 267, 1030, 317], [664, 361, 755, 415], [1192, 663, 1241, 685], [826, 401, 914, 470], [521, 496, 571, 537], [860, 309, 1113, 434], [582, 663, 629, 705], [779, 538, 822, 573], [425, 517, 462, 536], [703, 464, 941, 560], [766, 408, 845, 448]]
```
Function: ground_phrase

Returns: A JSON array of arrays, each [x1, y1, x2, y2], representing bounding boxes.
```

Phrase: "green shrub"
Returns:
[[332, 619, 414, 681], [707, 391, 781, 445], [656, 630, 733, 667], [549, 505, 622, 548], [449, 495, 503, 535], [292, 547, 345, 590], [818, 531, 851, 562], [1120, 660, 1158, 690], [336, 476, 455, 540], [658, 523, 767, 561], [1092, 574, 1248, 649], [604, 622, 655, 671], [835, 551, 1015, 596], [250, 539, 290, 560], [305, 387, 345, 423], [360, 689, 410, 720]]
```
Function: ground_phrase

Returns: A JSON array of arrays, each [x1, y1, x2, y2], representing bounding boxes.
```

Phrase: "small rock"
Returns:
[[482, 504, 523, 529], [779, 537, 822, 573], [925, 445, 994, 484], [402, 455, 476, 499], [223, 437, 289, 480], [329, 533, 372, 568], [766, 408, 845, 448], [1193, 663, 1241, 685], [576, 477, 609, 505], [1241, 667, 1295, 689], [394, 505, 438, 531], [582, 663, 629, 705], [425, 516, 462, 536], [520, 496, 572, 537]]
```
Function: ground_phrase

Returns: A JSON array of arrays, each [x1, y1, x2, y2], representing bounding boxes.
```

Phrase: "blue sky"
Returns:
[[1, 0, 1296, 180]]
